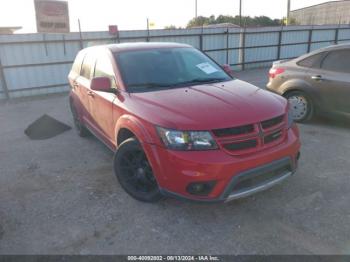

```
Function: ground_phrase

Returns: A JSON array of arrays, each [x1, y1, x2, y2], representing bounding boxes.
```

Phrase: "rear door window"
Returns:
[[321, 50, 350, 73], [297, 52, 327, 68]]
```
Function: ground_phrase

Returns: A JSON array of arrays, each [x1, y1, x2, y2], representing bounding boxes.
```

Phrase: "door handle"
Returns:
[[87, 91, 94, 97], [311, 75, 324, 81]]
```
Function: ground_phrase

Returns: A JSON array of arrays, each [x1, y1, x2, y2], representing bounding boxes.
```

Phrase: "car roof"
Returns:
[[307, 43, 350, 57], [81, 42, 192, 54], [317, 43, 350, 52], [295, 43, 350, 62]]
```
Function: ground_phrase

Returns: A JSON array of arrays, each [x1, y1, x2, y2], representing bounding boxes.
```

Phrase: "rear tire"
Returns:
[[113, 138, 163, 202], [69, 100, 90, 137], [285, 91, 314, 123]]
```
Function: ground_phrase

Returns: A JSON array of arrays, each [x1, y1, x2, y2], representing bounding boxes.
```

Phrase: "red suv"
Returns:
[[68, 43, 300, 202]]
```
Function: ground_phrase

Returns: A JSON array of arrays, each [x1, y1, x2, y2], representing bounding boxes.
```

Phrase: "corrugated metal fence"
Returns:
[[0, 24, 350, 99]]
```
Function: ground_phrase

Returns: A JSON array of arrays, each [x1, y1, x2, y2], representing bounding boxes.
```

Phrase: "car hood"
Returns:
[[127, 79, 287, 130]]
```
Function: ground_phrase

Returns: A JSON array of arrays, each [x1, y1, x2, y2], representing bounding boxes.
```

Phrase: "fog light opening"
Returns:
[[186, 181, 216, 196]]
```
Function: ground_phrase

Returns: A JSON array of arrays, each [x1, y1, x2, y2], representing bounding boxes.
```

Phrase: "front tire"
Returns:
[[285, 91, 314, 123], [113, 138, 163, 202]]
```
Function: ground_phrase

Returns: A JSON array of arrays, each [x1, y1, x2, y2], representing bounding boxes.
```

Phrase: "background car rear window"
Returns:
[[321, 50, 350, 73]]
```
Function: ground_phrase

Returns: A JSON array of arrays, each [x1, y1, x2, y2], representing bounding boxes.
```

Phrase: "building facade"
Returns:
[[290, 0, 350, 25]]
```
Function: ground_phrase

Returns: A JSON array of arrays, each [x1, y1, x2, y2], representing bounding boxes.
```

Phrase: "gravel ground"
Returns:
[[0, 68, 349, 255]]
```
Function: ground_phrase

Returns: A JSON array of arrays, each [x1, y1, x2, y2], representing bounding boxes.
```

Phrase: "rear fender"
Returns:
[[280, 79, 322, 109], [280, 79, 312, 95]]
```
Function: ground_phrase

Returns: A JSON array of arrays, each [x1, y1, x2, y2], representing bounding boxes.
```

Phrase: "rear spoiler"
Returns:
[[272, 59, 291, 66]]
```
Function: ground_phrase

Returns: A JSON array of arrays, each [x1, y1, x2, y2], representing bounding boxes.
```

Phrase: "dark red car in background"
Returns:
[[68, 42, 300, 202]]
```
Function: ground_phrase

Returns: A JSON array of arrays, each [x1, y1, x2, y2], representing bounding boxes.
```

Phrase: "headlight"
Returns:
[[156, 127, 218, 151], [287, 103, 294, 129]]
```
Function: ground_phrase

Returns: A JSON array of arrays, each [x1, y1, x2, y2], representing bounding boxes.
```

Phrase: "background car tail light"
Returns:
[[269, 68, 285, 79]]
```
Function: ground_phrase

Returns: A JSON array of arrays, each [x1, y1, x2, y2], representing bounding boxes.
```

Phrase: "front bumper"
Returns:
[[160, 156, 296, 203], [144, 126, 300, 203]]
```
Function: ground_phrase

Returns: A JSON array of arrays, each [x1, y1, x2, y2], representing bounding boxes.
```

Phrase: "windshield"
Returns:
[[114, 47, 231, 92]]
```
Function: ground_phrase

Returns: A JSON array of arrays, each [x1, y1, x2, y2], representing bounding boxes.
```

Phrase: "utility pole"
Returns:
[[239, 0, 242, 27], [78, 19, 83, 49], [287, 0, 291, 25], [195, 0, 198, 18], [146, 18, 150, 42]]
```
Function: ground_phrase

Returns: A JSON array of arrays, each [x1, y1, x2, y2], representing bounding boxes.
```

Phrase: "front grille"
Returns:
[[213, 114, 286, 155], [212, 124, 254, 137], [264, 130, 282, 144], [232, 165, 291, 193], [223, 139, 257, 151], [261, 115, 284, 129]]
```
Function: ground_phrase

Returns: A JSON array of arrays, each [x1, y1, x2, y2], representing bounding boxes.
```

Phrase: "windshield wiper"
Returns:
[[128, 78, 228, 90], [128, 82, 173, 89], [173, 77, 228, 86]]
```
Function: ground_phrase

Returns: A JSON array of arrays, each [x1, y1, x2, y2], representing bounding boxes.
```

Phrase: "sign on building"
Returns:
[[34, 0, 70, 33]]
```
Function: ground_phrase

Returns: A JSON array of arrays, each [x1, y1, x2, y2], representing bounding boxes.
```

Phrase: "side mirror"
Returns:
[[222, 64, 234, 76], [90, 77, 112, 92]]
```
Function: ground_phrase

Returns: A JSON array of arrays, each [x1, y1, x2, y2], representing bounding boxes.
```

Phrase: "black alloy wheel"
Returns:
[[113, 137, 163, 202]]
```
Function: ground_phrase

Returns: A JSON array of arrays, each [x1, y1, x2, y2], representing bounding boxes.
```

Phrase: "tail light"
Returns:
[[269, 68, 285, 79]]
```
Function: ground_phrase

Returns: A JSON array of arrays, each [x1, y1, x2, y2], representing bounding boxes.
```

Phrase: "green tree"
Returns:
[[164, 25, 178, 29], [187, 15, 281, 28], [288, 17, 298, 25], [254, 16, 278, 26], [187, 16, 211, 27]]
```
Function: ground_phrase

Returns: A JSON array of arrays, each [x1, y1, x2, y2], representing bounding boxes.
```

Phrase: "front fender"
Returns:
[[114, 115, 166, 186], [114, 114, 156, 145]]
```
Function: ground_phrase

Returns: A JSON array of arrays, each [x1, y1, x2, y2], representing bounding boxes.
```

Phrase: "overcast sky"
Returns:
[[0, 0, 333, 32]]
